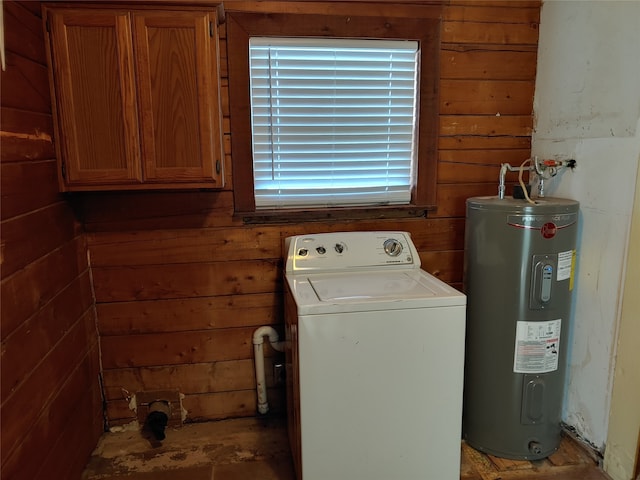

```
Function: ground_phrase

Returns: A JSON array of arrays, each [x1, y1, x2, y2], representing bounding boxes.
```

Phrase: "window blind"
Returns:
[[249, 37, 419, 209]]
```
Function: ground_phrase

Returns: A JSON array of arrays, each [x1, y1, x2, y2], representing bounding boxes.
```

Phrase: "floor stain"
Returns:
[[82, 416, 611, 480]]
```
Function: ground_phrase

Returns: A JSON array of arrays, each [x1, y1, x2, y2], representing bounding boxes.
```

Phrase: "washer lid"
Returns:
[[309, 272, 430, 301], [287, 269, 466, 315]]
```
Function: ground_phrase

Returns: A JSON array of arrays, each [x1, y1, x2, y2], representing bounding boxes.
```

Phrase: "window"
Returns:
[[228, 11, 441, 217], [250, 37, 419, 209]]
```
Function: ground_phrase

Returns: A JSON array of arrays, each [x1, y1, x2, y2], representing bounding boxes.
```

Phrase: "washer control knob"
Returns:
[[383, 238, 403, 257], [334, 243, 345, 254], [316, 246, 326, 255], [298, 248, 308, 257]]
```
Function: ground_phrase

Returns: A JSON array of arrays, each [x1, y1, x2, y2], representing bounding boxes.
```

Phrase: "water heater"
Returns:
[[463, 196, 579, 460]]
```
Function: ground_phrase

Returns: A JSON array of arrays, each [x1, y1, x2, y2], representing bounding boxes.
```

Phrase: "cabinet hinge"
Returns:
[[209, 21, 214, 37], [61, 161, 67, 180], [46, 18, 50, 33], [216, 4, 226, 25], [215, 159, 221, 175]]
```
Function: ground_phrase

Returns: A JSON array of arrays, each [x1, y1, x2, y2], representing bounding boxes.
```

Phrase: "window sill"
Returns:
[[237, 204, 435, 225]]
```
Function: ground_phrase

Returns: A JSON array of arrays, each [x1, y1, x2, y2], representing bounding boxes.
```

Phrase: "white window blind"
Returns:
[[249, 37, 419, 209]]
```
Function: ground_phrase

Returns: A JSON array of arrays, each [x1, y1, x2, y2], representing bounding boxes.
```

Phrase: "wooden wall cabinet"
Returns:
[[43, 6, 225, 191]]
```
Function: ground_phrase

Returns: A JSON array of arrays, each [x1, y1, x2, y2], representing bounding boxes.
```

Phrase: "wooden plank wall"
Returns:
[[77, 0, 540, 426], [0, 2, 104, 479]]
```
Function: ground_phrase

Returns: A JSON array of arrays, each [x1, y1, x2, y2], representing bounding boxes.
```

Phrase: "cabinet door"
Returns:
[[47, 9, 142, 187], [133, 11, 224, 185]]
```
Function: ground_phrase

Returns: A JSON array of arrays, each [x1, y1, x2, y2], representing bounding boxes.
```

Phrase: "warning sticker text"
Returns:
[[513, 319, 562, 374]]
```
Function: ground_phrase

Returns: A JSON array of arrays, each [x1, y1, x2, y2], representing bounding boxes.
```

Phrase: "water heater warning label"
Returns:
[[513, 319, 562, 374], [557, 250, 574, 281]]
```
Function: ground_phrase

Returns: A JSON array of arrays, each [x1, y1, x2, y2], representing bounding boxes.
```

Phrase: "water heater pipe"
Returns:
[[253, 326, 285, 414], [498, 157, 576, 200], [499, 160, 534, 199]]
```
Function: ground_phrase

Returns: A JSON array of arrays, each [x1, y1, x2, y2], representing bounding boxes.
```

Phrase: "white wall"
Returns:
[[533, 0, 640, 451], [604, 161, 640, 480]]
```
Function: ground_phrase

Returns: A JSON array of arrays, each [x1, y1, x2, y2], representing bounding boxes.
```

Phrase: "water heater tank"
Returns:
[[463, 196, 579, 460]]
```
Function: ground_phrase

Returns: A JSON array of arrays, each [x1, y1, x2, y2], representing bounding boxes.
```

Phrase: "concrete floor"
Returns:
[[82, 416, 611, 480]]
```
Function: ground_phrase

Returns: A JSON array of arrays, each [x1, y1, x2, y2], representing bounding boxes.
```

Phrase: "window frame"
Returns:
[[227, 11, 441, 219]]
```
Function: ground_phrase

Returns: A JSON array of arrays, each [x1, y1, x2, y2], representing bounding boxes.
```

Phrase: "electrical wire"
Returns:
[[519, 158, 536, 204]]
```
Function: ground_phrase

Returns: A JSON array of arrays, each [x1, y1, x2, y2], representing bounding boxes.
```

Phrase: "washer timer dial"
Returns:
[[383, 238, 403, 257]]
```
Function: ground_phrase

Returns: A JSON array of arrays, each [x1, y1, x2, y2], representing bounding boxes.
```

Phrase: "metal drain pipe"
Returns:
[[253, 326, 285, 414]]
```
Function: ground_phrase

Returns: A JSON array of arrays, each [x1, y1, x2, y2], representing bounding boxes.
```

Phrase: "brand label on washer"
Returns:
[[513, 319, 561, 373]]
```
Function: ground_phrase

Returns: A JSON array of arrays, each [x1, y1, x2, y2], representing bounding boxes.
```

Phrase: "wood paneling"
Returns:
[[183, 388, 285, 422], [105, 387, 285, 425], [0, 52, 51, 113], [97, 293, 280, 335], [440, 115, 533, 136], [442, 21, 539, 45], [0, 107, 55, 163], [438, 149, 532, 184], [439, 135, 531, 150], [34, 371, 103, 480], [0, 2, 102, 479], [433, 183, 498, 218], [2, 342, 103, 480], [440, 80, 535, 115], [1, 236, 87, 336], [1, 310, 100, 476], [443, 3, 539, 23], [101, 354, 286, 424], [101, 326, 281, 369], [440, 48, 537, 80], [102, 358, 277, 398], [1, 271, 93, 396], [223, 1, 442, 18], [78, 190, 238, 231], [0, 201, 81, 279], [77, 0, 539, 427], [92, 259, 280, 302], [1, 159, 60, 218], [87, 226, 282, 265], [1, 1, 47, 63], [421, 250, 465, 283]]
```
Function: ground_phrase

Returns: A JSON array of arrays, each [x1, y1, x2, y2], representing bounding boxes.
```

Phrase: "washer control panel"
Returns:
[[285, 231, 420, 273]]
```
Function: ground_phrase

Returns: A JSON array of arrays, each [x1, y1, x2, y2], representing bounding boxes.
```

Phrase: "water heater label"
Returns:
[[557, 250, 574, 281], [507, 213, 578, 231], [513, 319, 561, 374]]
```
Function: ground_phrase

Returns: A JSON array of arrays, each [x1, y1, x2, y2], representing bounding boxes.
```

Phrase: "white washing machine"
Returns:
[[284, 231, 466, 480]]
